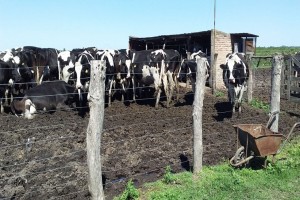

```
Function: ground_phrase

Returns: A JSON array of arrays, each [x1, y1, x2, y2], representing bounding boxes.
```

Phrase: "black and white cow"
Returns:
[[95, 49, 117, 107], [57, 50, 76, 83], [0, 50, 28, 112], [220, 52, 249, 112], [0, 60, 15, 113], [74, 50, 94, 105], [113, 49, 133, 103], [131, 49, 181, 108], [13, 46, 59, 85], [179, 51, 210, 93], [11, 81, 76, 119]]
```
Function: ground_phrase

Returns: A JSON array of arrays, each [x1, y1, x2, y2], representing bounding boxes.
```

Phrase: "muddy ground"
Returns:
[[1, 68, 300, 200]]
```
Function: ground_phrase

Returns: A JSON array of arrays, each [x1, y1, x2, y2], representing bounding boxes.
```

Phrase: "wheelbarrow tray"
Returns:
[[233, 124, 284, 157]]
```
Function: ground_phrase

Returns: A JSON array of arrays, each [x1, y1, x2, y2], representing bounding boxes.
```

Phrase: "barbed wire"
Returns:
[[0, 149, 85, 169], [0, 111, 269, 150]]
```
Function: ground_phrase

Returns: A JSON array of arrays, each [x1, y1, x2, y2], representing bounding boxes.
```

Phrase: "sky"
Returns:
[[0, 0, 299, 51]]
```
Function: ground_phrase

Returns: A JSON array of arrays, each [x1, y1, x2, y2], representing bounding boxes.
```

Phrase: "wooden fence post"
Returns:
[[86, 60, 106, 200], [247, 55, 253, 103], [269, 55, 283, 132], [193, 57, 207, 174]]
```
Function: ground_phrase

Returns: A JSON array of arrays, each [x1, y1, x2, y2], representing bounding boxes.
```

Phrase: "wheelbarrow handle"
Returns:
[[266, 111, 280, 128], [277, 121, 300, 154], [230, 155, 254, 167]]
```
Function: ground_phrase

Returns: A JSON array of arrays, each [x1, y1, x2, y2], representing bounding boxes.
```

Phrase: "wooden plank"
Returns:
[[292, 56, 300, 68], [291, 77, 300, 81], [289, 96, 300, 103], [290, 86, 300, 92], [251, 56, 273, 59]]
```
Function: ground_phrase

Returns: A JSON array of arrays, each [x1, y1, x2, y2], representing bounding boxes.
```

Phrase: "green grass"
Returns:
[[256, 46, 300, 57], [214, 91, 225, 98], [249, 98, 270, 113], [116, 136, 300, 200], [252, 46, 300, 68]]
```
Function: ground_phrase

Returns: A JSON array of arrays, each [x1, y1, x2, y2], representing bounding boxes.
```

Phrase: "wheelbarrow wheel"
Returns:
[[234, 146, 246, 165], [230, 146, 254, 167]]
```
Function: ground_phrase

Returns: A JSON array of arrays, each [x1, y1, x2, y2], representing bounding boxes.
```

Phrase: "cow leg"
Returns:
[[4, 88, 9, 106], [121, 82, 125, 102], [173, 73, 180, 102], [131, 77, 136, 102], [155, 88, 162, 108], [168, 72, 175, 105], [164, 72, 172, 107], [0, 99, 3, 113], [108, 79, 114, 107], [24, 99, 35, 119], [237, 84, 247, 113]]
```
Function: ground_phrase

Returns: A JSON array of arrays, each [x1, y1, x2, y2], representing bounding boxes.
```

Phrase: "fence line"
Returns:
[[2, 55, 297, 199], [0, 149, 85, 168], [0, 114, 271, 156]]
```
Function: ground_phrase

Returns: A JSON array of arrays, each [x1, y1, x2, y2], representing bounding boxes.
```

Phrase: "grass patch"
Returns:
[[215, 91, 225, 97], [252, 46, 300, 68], [249, 98, 270, 112], [115, 179, 139, 200], [134, 137, 300, 200]]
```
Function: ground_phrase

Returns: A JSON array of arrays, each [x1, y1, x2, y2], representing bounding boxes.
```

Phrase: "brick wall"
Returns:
[[211, 30, 232, 89]]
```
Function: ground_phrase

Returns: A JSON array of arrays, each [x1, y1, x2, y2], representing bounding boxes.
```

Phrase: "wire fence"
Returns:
[[1, 56, 300, 199]]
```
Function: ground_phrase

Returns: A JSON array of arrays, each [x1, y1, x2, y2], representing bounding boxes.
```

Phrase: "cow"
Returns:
[[220, 52, 249, 112], [13, 46, 59, 85], [0, 50, 29, 112], [153, 49, 181, 105], [179, 51, 210, 94], [11, 81, 76, 119], [113, 49, 133, 104], [131, 49, 181, 108], [0, 60, 14, 113], [57, 50, 76, 84], [95, 49, 117, 107], [74, 50, 94, 109]]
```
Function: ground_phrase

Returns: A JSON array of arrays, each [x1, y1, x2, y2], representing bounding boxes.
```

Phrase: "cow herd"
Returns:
[[0, 46, 213, 119], [0, 46, 249, 119]]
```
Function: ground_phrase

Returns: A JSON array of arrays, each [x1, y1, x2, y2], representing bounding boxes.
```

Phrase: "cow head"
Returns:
[[150, 50, 167, 67], [1, 50, 14, 62], [221, 53, 248, 85], [11, 98, 26, 116], [74, 51, 93, 91], [58, 51, 75, 83], [114, 50, 132, 81], [96, 50, 116, 91]]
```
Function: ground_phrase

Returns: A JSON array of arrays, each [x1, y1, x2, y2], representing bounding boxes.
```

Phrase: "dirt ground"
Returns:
[[1, 68, 300, 200]]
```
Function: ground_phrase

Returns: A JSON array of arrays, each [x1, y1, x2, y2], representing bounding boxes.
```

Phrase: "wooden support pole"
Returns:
[[247, 55, 253, 102], [193, 57, 207, 174], [270, 55, 283, 132], [86, 60, 106, 200]]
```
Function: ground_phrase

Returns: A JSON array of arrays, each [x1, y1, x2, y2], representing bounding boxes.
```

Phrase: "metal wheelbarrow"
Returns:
[[230, 111, 300, 167]]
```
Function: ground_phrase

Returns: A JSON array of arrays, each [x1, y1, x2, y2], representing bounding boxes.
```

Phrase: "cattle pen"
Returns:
[[1, 55, 300, 200]]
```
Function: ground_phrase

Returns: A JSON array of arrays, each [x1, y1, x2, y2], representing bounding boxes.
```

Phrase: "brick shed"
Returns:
[[128, 29, 259, 89]]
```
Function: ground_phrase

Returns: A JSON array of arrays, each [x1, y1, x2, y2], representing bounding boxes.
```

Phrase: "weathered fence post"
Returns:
[[246, 55, 253, 102], [270, 55, 283, 132], [86, 60, 106, 200], [193, 57, 207, 174]]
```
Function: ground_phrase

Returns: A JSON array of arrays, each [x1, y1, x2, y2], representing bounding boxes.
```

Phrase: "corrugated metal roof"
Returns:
[[129, 30, 259, 41], [231, 33, 259, 37]]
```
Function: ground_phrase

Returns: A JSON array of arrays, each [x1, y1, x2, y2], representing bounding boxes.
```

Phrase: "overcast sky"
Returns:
[[0, 0, 299, 51]]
